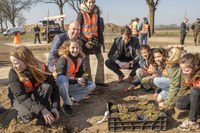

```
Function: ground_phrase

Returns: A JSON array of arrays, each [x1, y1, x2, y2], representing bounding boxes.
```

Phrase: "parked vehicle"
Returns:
[[40, 15, 66, 43], [3, 27, 25, 36]]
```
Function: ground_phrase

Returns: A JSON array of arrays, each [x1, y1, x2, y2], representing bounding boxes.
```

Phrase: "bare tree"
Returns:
[[0, 0, 40, 27], [16, 13, 26, 27], [42, 0, 69, 28], [146, 0, 160, 35], [66, 0, 83, 14]]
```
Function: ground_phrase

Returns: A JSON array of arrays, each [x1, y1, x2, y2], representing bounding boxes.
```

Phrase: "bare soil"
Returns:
[[0, 36, 199, 133]]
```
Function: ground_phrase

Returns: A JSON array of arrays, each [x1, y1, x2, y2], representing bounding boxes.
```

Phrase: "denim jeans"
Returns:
[[153, 77, 170, 100], [56, 75, 96, 105], [140, 34, 148, 45], [175, 88, 200, 122]]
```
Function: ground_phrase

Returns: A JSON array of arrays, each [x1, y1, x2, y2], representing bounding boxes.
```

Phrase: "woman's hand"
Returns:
[[51, 108, 60, 121], [77, 78, 86, 87], [41, 108, 55, 125]]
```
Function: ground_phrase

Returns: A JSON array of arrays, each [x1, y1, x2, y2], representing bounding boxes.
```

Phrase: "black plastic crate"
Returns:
[[107, 101, 167, 132]]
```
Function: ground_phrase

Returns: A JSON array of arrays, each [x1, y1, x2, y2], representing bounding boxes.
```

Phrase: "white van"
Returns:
[[3, 27, 25, 36]]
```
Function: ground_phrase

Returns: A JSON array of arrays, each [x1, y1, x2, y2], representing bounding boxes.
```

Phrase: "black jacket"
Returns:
[[108, 36, 140, 63], [8, 67, 60, 115]]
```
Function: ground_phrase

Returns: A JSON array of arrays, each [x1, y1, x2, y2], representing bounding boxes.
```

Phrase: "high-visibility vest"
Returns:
[[81, 12, 98, 39], [162, 68, 168, 77], [185, 78, 200, 88], [146, 64, 157, 75], [131, 23, 140, 35], [140, 23, 149, 34], [21, 63, 46, 93], [53, 55, 82, 78]]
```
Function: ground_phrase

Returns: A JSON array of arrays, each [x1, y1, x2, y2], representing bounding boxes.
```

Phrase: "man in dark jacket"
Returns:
[[47, 21, 81, 72], [33, 24, 41, 44], [105, 26, 140, 83], [180, 18, 189, 45]]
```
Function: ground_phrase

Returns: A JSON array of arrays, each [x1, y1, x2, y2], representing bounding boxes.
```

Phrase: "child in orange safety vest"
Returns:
[[175, 53, 200, 131], [8, 46, 60, 125], [54, 39, 96, 116]]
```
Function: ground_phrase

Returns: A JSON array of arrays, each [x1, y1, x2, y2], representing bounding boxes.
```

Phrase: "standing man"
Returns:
[[139, 17, 151, 46], [47, 21, 81, 72], [180, 18, 189, 45], [33, 24, 41, 44], [105, 26, 140, 83], [191, 18, 200, 45]]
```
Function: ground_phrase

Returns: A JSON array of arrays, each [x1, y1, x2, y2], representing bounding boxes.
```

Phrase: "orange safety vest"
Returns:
[[81, 12, 98, 39], [162, 68, 168, 77], [22, 63, 46, 93], [146, 64, 157, 75], [53, 55, 82, 78], [140, 23, 149, 34], [131, 23, 140, 35], [185, 78, 200, 88]]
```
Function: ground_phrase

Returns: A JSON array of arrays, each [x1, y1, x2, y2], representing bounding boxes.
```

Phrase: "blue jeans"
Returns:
[[153, 77, 170, 100], [56, 75, 96, 105], [140, 34, 148, 45]]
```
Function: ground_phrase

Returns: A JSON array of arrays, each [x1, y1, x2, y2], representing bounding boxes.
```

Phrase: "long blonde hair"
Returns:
[[9, 46, 49, 82], [58, 39, 85, 59]]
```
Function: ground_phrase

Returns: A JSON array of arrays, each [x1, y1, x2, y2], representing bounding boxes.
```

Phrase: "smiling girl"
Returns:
[[55, 39, 96, 116], [175, 53, 200, 131]]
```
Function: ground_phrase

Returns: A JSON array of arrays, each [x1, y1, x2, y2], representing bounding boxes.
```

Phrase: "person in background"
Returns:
[[105, 26, 140, 83], [8, 46, 60, 125], [139, 17, 151, 46], [175, 53, 200, 131], [41, 26, 47, 41], [77, 0, 108, 87], [33, 24, 41, 44], [131, 18, 140, 38], [55, 39, 96, 116], [47, 21, 80, 72], [180, 18, 189, 45], [191, 18, 200, 46]]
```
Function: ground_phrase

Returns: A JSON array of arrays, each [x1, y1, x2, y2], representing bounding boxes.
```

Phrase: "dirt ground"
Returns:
[[0, 36, 200, 133]]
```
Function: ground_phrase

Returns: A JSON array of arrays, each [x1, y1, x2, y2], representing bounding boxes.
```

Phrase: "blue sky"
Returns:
[[24, 0, 200, 26]]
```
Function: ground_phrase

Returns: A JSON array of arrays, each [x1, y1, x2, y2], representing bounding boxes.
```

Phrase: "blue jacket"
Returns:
[[48, 33, 69, 72]]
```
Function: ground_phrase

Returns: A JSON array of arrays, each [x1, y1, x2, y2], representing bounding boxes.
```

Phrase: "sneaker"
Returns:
[[118, 74, 125, 83], [62, 104, 74, 116], [178, 119, 200, 131], [16, 115, 31, 124]]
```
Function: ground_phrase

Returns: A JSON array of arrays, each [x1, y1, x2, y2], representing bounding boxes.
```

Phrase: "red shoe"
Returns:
[[118, 74, 125, 83]]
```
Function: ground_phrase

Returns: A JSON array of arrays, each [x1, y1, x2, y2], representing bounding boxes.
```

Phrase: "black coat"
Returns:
[[108, 36, 140, 63]]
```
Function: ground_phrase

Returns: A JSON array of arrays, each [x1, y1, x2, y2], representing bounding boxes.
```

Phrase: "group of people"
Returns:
[[129, 17, 151, 46], [1, 0, 200, 132], [180, 17, 200, 46]]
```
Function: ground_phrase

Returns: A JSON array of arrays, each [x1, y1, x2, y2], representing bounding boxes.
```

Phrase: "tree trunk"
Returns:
[[149, 8, 155, 35]]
